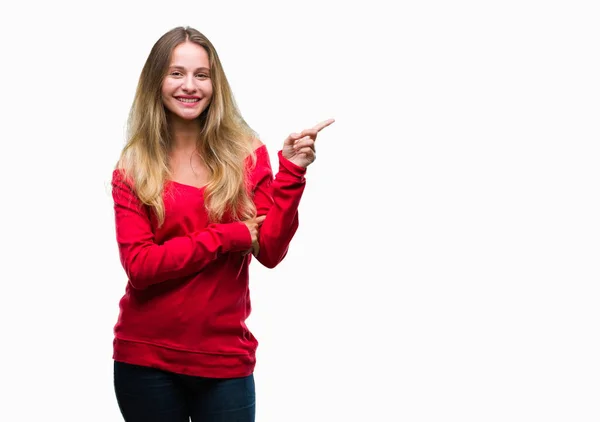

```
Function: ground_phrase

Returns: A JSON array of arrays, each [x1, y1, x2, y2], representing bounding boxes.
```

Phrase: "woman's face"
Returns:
[[161, 41, 214, 121]]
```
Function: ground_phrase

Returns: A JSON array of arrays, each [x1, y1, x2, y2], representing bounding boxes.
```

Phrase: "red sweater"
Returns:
[[111, 145, 306, 378]]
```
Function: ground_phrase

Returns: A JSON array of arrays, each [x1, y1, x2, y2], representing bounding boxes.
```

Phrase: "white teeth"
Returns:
[[177, 98, 199, 103]]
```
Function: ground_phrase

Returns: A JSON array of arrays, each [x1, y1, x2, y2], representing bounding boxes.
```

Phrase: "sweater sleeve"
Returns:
[[251, 148, 307, 268], [112, 170, 253, 289]]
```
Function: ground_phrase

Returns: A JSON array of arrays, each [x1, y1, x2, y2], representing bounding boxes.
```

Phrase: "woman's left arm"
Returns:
[[251, 118, 334, 268], [251, 147, 306, 268]]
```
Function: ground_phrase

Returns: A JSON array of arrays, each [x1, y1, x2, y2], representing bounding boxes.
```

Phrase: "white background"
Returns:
[[1, 0, 599, 421]]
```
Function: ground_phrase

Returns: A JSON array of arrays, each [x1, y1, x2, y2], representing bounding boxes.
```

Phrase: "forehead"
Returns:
[[169, 41, 210, 68]]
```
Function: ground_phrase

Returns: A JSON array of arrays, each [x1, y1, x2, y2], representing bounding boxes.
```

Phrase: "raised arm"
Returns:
[[250, 148, 306, 268], [251, 118, 335, 268]]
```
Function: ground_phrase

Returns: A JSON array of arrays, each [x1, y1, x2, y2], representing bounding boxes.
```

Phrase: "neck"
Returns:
[[168, 114, 203, 152]]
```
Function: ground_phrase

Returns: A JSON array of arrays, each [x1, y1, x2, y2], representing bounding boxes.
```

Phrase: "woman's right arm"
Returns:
[[112, 171, 253, 290]]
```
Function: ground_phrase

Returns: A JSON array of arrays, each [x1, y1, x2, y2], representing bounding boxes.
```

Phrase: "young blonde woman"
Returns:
[[110, 26, 334, 421]]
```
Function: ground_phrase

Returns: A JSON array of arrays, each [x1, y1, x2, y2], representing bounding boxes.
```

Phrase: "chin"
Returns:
[[168, 105, 207, 121], [179, 112, 203, 121]]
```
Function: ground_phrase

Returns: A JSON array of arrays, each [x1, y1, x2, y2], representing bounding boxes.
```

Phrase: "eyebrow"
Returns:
[[169, 65, 210, 73]]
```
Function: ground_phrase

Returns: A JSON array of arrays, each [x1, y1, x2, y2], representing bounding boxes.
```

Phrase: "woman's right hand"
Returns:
[[242, 215, 266, 256]]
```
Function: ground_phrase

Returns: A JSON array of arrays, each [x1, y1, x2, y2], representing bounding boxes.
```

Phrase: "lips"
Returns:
[[176, 97, 200, 103]]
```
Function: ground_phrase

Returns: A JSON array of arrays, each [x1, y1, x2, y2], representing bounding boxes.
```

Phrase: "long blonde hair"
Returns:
[[117, 26, 257, 225]]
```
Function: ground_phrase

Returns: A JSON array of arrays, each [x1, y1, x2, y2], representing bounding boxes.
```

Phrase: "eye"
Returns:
[[196, 74, 209, 80], [170, 71, 183, 77]]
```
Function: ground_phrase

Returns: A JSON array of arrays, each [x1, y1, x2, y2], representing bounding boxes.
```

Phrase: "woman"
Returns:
[[111, 26, 334, 421]]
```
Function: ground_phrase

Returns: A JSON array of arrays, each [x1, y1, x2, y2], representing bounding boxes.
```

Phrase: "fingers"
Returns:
[[300, 128, 319, 139], [294, 135, 316, 152], [295, 145, 316, 163], [293, 135, 314, 146], [241, 215, 266, 257], [284, 132, 303, 146], [312, 118, 335, 133], [299, 118, 335, 140], [297, 147, 315, 157], [293, 134, 317, 163], [286, 119, 333, 147]]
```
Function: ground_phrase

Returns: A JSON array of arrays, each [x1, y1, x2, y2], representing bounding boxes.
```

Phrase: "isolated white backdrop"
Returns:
[[1, 0, 599, 421]]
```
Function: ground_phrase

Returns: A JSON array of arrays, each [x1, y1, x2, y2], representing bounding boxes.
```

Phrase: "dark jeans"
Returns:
[[114, 361, 255, 422]]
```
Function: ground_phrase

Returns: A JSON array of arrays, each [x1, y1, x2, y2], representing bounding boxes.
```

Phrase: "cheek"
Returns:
[[161, 80, 174, 97], [202, 81, 214, 99]]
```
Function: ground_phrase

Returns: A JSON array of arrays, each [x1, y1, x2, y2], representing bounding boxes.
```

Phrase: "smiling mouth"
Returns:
[[176, 97, 200, 103]]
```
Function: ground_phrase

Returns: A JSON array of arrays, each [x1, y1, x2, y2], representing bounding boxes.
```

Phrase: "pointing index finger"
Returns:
[[313, 118, 335, 133]]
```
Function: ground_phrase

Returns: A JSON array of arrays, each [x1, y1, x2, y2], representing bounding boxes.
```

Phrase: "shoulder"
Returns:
[[248, 138, 270, 165], [251, 137, 264, 150], [112, 167, 127, 183], [246, 139, 273, 186], [111, 167, 135, 193]]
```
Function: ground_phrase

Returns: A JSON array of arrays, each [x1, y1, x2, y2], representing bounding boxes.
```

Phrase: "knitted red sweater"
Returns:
[[111, 145, 306, 377]]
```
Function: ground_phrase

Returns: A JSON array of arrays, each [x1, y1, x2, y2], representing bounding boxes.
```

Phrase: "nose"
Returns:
[[181, 75, 196, 92]]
